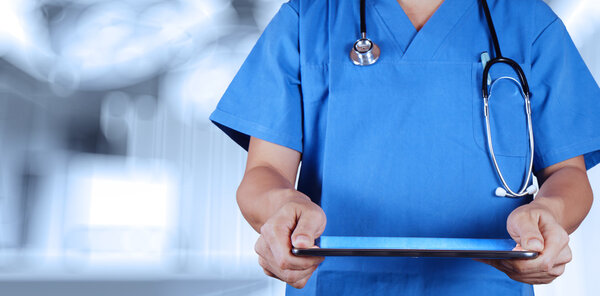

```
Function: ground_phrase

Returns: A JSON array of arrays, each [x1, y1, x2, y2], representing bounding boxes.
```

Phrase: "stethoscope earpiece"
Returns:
[[495, 187, 507, 197], [526, 184, 538, 195], [495, 185, 538, 198]]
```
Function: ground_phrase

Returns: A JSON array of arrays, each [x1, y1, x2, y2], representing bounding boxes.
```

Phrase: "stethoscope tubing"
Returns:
[[482, 58, 531, 100], [479, 0, 536, 197], [360, 0, 367, 35], [351, 0, 538, 198], [484, 77, 536, 197]]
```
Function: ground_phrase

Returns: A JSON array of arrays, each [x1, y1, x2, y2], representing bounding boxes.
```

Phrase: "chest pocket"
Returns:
[[472, 61, 532, 158]]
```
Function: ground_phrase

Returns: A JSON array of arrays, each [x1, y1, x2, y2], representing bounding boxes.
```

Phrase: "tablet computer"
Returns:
[[292, 236, 538, 259]]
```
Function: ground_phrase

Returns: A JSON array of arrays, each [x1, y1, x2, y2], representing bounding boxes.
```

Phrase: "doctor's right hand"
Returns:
[[255, 192, 326, 289]]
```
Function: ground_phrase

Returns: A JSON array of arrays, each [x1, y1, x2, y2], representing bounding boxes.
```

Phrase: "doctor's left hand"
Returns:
[[477, 203, 572, 284], [254, 194, 326, 289]]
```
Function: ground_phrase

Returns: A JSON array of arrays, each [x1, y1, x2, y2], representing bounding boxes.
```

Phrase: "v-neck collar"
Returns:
[[372, 0, 476, 60]]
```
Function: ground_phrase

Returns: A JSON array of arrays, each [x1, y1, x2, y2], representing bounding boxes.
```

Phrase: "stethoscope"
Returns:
[[350, 0, 538, 198]]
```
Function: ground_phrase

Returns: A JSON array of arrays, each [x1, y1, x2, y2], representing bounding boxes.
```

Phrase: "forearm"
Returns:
[[532, 165, 593, 234], [237, 165, 309, 232]]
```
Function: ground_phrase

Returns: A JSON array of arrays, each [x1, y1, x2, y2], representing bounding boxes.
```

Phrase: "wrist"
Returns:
[[268, 188, 311, 211], [245, 188, 311, 226], [529, 196, 564, 225]]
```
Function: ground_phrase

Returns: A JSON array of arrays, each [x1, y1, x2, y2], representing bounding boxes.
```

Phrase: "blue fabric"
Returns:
[[209, 0, 600, 295], [209, 2, 303, 153]]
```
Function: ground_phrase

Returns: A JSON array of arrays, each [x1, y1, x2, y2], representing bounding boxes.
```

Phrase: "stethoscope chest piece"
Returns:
[[350, 35, 381, 66]]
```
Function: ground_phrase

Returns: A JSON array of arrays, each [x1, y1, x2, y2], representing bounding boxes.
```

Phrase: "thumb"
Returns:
[[291, 209, 326, 249], [508, 213, 544, 252]]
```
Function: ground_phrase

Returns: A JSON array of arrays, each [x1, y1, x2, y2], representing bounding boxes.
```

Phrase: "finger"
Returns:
[[496, 246, 569, 276], [496, 259, 522, 274], [505, 257, 548, 274], [290, 208, 326, 248], [496, 257, 550, 275], [547, 263, 566, 277], [290, 276, 311, 289], [493, 266, 556, 285], [508, 275, 558, 285], [260, 251, 320, 287], [511, 263, 567, 278], [260, 252, 315, 284], [262, 223, 324, 270], [555, 245, 572, 265], [257, 235, 321, 273], [258, 256, 279, 280], [264, 269, 278, 278], [266, 233, 324, 270], [509, 264, 566, 284], [537, 222, 569, 271], [289, 265, 319, 289], [282, 264, 319, 284], [507, 212, 544, 252], [503, 224, 568, 276], [493, 257, 569, 284], [254, 235, 273, 259]]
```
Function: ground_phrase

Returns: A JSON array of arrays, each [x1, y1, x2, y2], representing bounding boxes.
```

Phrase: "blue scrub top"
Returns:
[[210, 0, 600, 295]]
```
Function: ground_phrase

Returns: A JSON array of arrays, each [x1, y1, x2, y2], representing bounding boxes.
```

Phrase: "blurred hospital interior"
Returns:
[[0, 0, 598, 295]]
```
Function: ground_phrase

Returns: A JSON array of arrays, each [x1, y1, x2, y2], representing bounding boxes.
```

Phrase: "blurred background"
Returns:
[[0, 0, 597, 295]]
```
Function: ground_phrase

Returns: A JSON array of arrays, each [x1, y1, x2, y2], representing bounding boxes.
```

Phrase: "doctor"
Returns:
[[210, 0, 599, 295]]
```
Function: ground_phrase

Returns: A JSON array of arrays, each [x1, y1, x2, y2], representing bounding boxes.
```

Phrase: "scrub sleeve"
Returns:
[[209, 2, 303, 153], [529, 15, 600, 171]]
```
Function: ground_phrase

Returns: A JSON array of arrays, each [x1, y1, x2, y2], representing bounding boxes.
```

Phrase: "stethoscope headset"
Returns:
[[350, 0, 538, 198]]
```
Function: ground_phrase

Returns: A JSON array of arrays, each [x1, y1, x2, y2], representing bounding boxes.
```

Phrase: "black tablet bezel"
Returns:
[[292, 248, 538, 259]]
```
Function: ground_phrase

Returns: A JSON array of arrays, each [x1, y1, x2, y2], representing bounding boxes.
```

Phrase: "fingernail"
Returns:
[[526, 239, 544, 251], [293, 235, 311, 247]]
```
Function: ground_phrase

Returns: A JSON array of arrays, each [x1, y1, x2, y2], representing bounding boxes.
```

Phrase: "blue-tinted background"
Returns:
[[0, 0, 598, 295]]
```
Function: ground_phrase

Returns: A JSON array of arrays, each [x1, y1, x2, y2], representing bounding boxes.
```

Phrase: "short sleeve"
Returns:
[[209, 2, 302, 153], [530, 17, 600, 171]]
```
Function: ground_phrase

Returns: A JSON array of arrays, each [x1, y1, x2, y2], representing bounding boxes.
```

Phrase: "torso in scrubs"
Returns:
[[209, 0, 600, 295]]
